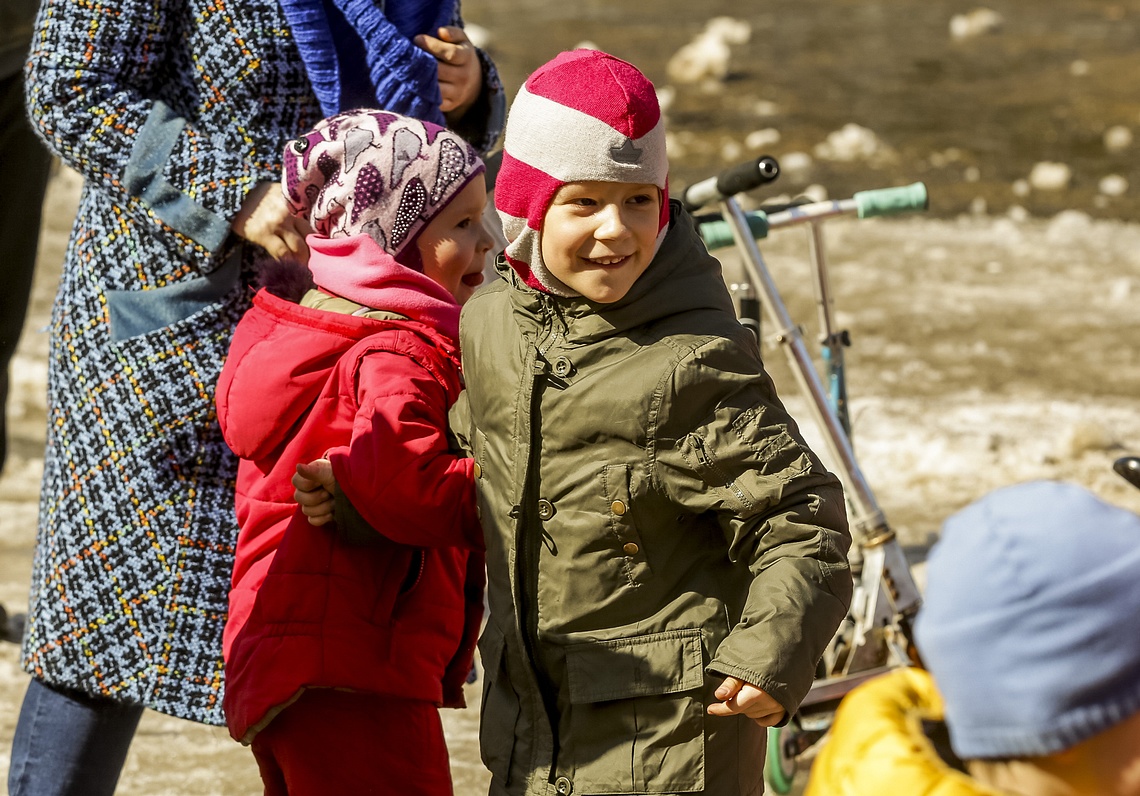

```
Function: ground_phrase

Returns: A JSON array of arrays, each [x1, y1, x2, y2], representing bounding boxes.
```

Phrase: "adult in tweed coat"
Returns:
[[9, 1, 502, 794]]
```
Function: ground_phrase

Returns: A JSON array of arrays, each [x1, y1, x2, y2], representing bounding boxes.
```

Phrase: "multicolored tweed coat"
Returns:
[[21, 0, 499, 725]]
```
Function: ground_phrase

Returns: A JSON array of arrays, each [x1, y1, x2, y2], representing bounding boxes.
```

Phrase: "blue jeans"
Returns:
[[8, 677, 144, 796]]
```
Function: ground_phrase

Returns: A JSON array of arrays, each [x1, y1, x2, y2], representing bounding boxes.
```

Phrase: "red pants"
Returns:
[[250, 689, 454, 796]]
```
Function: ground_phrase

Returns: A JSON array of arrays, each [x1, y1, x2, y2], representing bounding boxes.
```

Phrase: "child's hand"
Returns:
[[293, 458, 336, 526], [414, 26, 482, 122], [707, 676, 786, 727], [233, 182, 311, 262]]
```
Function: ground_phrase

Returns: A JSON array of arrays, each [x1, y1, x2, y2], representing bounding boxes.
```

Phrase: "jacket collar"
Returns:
[[308, 234, 462, 343]]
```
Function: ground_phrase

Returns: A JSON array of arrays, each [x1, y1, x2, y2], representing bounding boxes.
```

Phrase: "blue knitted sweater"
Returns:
[[279, 0, 456, 124]]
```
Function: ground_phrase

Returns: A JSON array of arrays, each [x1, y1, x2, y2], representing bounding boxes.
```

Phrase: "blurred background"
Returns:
[[469, 0, 1140, 219]]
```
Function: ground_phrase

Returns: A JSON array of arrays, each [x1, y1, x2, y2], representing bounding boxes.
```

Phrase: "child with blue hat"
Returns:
[[806, 480, 1140, 796]]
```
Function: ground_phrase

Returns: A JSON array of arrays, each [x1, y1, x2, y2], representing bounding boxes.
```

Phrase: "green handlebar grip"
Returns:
[[697, 211, 771, 250], [853, 182, 929, 218]]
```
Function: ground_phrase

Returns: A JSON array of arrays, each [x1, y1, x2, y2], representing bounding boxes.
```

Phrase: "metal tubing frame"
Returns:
[[720, 197, 887, 540], [721, 197, 926, 701], [805, 221, 852, 438]]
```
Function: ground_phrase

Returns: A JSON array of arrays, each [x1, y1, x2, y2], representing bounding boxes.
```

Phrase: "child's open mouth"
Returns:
[[585, 255, 630, 267], [462, 272, 485, 287]]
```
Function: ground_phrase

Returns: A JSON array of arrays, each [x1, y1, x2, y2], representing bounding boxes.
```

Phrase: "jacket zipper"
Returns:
[[517, 297, 563, 763]]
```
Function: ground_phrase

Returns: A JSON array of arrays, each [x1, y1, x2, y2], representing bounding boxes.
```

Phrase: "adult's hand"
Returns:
[[415, 26, 483, 123], [232, 182, 311, 262]]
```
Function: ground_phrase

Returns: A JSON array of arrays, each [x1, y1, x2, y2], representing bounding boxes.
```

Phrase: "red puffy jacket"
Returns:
[[216, 286, 483, 743]]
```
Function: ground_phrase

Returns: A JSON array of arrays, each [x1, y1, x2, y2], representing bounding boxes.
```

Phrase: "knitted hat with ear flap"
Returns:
[[282, 109, 485, 271], [494, 49, 670, 296]]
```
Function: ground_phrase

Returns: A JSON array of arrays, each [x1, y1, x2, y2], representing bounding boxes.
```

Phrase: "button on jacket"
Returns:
[[453, 203, 853, 795]]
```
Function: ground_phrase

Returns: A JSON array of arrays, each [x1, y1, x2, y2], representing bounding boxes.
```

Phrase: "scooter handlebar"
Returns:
[[853, 182, 929, 218], [680, 156, 780, 211]]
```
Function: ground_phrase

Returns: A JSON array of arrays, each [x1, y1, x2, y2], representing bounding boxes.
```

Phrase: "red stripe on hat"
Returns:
[[495, 153, 566, 228], [502, 253, 550, 292], [525, 50, 661, 140]]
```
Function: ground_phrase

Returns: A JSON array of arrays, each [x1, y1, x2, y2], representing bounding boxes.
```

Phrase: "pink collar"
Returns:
[[305, 234, 460, 341]]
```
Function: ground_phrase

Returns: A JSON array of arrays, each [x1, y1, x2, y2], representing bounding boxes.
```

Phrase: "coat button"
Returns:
[[610, 500, 627, 516], [554, 776, 573, 795], [473, 462, 482, 478], [537, 499, 555, 520], [622, 542, 639, 556], [553, 356, 573, 377]]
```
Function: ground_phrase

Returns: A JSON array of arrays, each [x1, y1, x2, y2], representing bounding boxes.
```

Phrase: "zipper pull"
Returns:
[[533, 351, 549, 375]]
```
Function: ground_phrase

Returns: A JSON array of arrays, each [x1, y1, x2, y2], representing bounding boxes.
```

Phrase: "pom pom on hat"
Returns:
[[915, 480, 1140, 759], [494, 49, 670, 295], [282, 109, 484, 269]]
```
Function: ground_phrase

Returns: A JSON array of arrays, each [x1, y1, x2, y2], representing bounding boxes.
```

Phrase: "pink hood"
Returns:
[[306, 233, 460, 340], [217, 236, 459, 463]]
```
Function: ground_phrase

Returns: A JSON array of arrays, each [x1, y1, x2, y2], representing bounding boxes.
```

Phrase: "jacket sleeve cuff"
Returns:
[[705, 659, 796, 726], [122, 101, 230, 254]]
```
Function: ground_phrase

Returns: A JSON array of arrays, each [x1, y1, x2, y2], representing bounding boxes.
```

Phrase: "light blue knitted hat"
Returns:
[[915, 480, 1140, 759]]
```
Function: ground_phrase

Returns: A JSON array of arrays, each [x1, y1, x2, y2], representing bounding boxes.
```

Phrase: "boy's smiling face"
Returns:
[[539, 180, 662, 304]]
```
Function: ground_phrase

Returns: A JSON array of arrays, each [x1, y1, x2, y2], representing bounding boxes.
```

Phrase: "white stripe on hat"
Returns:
[[503, 85, 668, 188]]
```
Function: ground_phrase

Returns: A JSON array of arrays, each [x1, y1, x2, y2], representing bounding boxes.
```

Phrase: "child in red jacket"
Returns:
[[215, 109, 492, 796]]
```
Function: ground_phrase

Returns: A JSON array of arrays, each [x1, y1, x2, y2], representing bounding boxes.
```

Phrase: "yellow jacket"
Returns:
[[805, 668, 1007, 796]]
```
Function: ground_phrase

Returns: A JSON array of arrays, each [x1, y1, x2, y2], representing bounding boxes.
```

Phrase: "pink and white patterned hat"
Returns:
[[494, 49, 670, 295], [282, 110, 485, 270]]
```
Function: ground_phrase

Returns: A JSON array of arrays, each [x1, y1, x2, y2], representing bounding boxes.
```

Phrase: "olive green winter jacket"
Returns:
[[453, 203, 853, 796]]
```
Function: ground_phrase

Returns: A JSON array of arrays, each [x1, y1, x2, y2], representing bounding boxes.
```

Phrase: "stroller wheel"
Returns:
[[764, 724, 796, 794]]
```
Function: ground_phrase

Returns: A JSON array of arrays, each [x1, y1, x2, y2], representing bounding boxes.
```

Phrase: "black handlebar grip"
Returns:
[[717, 156, 780, 198], [681, 156, 781, 211], [1114, 456, 1140, 490]]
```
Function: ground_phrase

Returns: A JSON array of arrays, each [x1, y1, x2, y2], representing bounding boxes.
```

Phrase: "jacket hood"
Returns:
[[217, 286, 455, 463], [307, 233, 461, 340], [494, 201, 736, 343]]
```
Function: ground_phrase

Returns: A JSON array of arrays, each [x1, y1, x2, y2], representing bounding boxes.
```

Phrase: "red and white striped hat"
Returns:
[[495, 49, 670, 295]]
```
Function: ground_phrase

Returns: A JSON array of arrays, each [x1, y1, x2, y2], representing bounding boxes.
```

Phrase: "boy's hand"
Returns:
[[233, 181, 311, 262], [707, 676, 786, 727], [293, 459, 336, 526], [414, 26, 482, 122]]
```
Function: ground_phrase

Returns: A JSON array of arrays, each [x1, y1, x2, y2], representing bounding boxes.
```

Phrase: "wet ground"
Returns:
[[2, 2, 1140, 793]]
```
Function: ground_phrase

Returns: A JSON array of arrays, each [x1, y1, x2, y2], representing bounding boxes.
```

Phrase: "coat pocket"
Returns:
[[601, 464, 652, 586], [368, 545, 416, 626], [562, 628, 706, 794], [105, 246, 242, 342]]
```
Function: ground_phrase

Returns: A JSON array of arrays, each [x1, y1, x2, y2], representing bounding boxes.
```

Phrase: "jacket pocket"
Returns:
[[562, 628, 706, 794], [478, 624, 520, 786], [601, 464, 652, 586], [369, 546, 416, 626]]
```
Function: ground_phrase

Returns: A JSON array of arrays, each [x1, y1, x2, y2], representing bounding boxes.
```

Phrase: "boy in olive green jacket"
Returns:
[[454, 49, 852, 796], [295, 48, 853, 796]]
